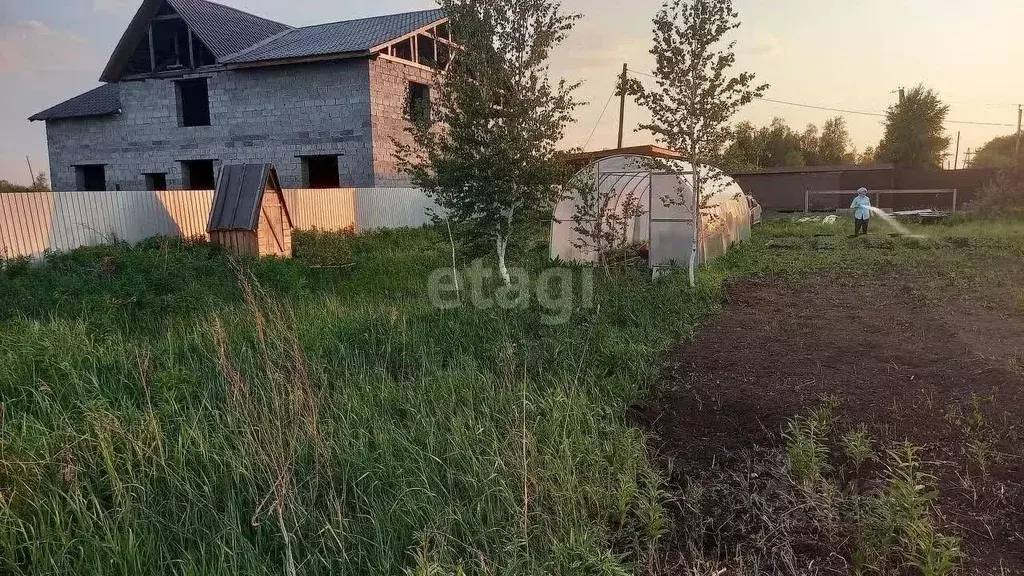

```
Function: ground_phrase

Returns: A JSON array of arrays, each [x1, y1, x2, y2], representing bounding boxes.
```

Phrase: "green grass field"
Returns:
[[1, 217, 1022, 575]]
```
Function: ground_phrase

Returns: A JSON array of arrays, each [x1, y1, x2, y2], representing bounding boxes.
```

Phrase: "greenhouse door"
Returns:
[[648, 174, 696, 269]]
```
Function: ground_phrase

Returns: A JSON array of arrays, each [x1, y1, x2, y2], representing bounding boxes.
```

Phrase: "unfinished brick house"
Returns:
[[29, 0, 449, 191]]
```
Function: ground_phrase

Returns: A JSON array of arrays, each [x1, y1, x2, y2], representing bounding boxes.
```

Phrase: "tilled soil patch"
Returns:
[[635, 275, 1024, 574]]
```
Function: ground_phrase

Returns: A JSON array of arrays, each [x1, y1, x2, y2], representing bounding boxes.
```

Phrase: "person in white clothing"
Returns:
[[850, 188, 872, 236]]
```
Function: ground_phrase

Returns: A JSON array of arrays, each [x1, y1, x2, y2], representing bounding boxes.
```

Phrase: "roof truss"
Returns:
[[101, 0, 218, 82], [372, 18, 452, 71]]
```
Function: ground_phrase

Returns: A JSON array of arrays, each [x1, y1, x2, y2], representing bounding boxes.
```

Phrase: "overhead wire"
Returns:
[[580, 89, 616, 150], [625, 69, 1017, 128]]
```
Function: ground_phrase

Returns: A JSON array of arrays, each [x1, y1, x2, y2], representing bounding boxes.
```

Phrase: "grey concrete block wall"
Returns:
[[46, 59, 376, 191], [44, 56, 436, 192], [368, 57, 436, 188]]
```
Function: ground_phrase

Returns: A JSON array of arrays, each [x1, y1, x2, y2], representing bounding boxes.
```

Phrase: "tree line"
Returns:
[[725, 84, 1024, 172], [0, 172, 49, 193], [722, 116, 861, 172], [724, 85, 960, 172]]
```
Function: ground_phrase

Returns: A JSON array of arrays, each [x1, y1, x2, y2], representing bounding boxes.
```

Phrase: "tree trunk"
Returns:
[[688, 167, 701, 288], [496, 207, 515, 286], [445, 216, 460, 296], [496, 234, 511, 285]]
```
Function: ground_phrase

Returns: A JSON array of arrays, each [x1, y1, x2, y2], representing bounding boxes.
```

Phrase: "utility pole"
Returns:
[[953, 131, 960, 170], [964, 148, 974, 169], [616, 63, 628, 149], [25, 155, 35, 188], [1016, 105, 1022, 165]]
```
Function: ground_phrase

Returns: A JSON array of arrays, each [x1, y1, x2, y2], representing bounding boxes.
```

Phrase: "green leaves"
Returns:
[[876, 85, 951, 169], [396, 0, 582, 271], [722, 116, 855, 172], [636, 0, 768, 166]]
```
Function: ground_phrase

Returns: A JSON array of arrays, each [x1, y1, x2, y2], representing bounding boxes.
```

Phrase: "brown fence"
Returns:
[[734, 165, 999, 212], [0, 187, 438, 260]]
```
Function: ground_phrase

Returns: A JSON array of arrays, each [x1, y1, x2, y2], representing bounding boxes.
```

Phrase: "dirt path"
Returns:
[[636, 274, 1024, 574]]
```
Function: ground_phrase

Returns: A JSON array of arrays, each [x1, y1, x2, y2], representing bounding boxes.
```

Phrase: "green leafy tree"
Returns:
[[397, 0, 581, 284], [723, 116, 854, 171], [818, 116, 853, 165], [800, 123, 821, 166], [765, 119, 804, 167], [722, 120, 760, 171], [726, 118, 804, 170], [857, 146, 877, 165], [876, 85, 950, 168], [632, 0, 766, 283], [972, 134, 1022, 169]]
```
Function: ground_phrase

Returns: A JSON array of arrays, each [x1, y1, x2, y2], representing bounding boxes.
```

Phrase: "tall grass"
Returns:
[[0, 229, 721, 575], [2, 219, 1019, 574]]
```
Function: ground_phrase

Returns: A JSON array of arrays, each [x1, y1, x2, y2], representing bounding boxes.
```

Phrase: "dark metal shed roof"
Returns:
[[29, 83, 121, 122], [223, 8, 445, 64], [207, 163, 291, 232]]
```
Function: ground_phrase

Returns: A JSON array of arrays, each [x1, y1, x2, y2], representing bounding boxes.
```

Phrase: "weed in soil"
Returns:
[[841, 425, 874, 474], [658, 405, 965, 576]]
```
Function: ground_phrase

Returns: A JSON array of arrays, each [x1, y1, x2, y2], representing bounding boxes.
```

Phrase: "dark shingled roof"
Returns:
[[223, 8, 445, 64], [167, 0, 292, 60], [44, 3, 445, 120], [29, 83, 121, 122], [99, 0, 292, 82], [208, 163, 291, 232]]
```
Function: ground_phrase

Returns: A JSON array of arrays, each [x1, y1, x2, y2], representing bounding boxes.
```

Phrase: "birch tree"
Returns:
[[632, 0, 766, 284], [397, 0, 581, 284]]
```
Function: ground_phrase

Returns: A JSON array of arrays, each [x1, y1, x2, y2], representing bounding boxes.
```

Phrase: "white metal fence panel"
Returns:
[[0, 187, 433, 260], [354, 187, 439, 232]]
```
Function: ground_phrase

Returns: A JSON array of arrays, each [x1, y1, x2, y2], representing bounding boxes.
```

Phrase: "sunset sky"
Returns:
[[2, 0, 1024, 184]]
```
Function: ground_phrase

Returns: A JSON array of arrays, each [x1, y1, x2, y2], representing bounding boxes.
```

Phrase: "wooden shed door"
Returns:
[[261, 201, 286, 254]]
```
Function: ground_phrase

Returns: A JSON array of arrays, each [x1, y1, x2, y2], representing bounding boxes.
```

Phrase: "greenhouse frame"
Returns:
[[551, 154, 751, 270]]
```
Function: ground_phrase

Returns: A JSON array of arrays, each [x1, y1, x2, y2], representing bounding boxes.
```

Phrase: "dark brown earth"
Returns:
[[636, 273, 1024, 575]]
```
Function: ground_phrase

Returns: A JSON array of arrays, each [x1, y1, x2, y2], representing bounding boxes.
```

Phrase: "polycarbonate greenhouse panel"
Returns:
[[648, 219, 695, 268]]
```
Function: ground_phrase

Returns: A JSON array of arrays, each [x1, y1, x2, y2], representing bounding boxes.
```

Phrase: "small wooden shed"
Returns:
[[207, 163, 294, 257]]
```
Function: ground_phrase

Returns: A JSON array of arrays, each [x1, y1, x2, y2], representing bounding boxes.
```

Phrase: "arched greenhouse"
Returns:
[[551, 154, 751, 270]]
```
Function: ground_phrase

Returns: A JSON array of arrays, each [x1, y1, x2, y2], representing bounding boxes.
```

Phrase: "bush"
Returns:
[[291, 227, 356, 267], [971, 170, 1024, 218]]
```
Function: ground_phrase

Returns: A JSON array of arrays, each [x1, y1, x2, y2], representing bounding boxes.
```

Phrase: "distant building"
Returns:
[[29, 0, 450, 191]]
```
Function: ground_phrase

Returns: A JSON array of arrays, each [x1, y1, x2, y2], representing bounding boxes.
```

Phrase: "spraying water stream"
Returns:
[[868, 206, 922, 238]]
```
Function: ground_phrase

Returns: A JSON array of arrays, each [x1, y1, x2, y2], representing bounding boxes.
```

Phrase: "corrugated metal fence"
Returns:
[[733, 166, 998, 212], [0, 187, 439, 260]]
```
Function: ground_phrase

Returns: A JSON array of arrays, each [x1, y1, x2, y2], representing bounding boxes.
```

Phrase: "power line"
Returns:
[[946, 100, 1020, 109], [581, 90, 616, 150], [756, 97, 1015, 127], [627, 69, 657, 79], [624, 69, 1017, 128], [757, 96, 886, 118]]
